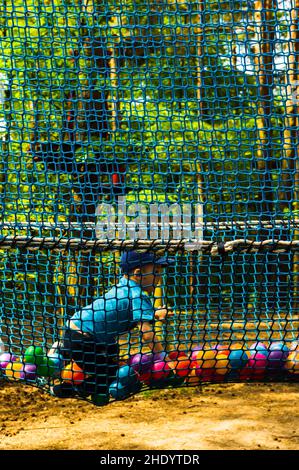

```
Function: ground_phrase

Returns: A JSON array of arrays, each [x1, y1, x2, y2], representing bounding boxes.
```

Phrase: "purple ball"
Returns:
[[268, 342, 289, 369], [24, 363, 37, 380], [128, 353, 153, 373], [0, 353, 17, 370], [269, 341, 289, 355]]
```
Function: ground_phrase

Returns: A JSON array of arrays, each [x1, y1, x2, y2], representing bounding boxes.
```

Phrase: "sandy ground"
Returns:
[[0, 381, 298, 450]]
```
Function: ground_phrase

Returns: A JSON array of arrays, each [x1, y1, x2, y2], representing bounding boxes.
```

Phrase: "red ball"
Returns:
[[138, 370, 151, 385]]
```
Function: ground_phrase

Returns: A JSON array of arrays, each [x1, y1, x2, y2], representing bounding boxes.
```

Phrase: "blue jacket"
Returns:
[[69, 276, 155, 343]]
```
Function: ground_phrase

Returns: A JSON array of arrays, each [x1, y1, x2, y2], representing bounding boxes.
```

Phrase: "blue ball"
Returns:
[[109, 381, 130, 400], [116, 365, 138, 386], [229, 349, 249, 369], [109, 380, 141, 400]]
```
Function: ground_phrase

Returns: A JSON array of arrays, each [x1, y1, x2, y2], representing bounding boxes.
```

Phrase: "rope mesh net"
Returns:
[[0, 0, 299, 405]]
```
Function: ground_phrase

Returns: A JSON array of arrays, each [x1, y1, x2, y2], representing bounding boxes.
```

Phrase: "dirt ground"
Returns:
[[0, 381, 298, 450]]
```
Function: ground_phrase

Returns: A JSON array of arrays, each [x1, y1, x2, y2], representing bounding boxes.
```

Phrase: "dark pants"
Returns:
[[61, 329, 119, 396]]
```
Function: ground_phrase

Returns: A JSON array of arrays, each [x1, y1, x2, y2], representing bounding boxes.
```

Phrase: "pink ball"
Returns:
[[242, 352, 268, 379], [150, 361, 171, 381], [248, 352, 268, 368], [0, 353, 17, 370]]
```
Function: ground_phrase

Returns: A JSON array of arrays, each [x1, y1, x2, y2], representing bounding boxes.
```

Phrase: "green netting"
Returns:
[[0, 0, 299, 405]]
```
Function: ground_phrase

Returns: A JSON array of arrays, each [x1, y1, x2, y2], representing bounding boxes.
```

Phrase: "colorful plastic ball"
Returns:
[[167, 350, 189, 361], [61, 362, 85, 384], [110, 382, 128, 400], [269, 341, 289, 353], [128, 353, 153, 373], [213, 344, 230, 356], [109, 381, 130, 400], [24, 346, 45, 366], [173, 358, 191, 378], [193, 349, 219, 382], [228, 349, 249, 369], [5, 362, 26, 380], [190, 349, 204, 362], [153, 352, 167, 362], [92, 393, 110, 406], [289, 341, 299, 352], [24, 363, 37, 380], [268, 342, 289, 369], [109, 380, 141, 400], [249, 342, 268, 357], [36, 357, 56, 377], [47, 353, 64, 376], [285, 350, 299, 374], [116, 365, 138, 386], [0, 353, 17, 370], [248, 352, 268, 368], [186, 360, 202, 385], [150, 361, 171, 381], [202, 349, 217, 368], [215, 352, 230, 376], [241, 352, 268, 380], [191, 344, 203, 352], [137, 370, 152, 385]]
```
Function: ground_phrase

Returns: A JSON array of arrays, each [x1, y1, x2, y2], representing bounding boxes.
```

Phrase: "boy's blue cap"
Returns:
[[121, 250, 175, 274]]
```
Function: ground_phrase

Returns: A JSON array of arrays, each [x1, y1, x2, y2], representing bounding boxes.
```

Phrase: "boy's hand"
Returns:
[[154, 305, 174, 322]]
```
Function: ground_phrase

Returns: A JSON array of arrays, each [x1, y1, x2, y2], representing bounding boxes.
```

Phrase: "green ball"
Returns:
[[36, 357, 56, 377], [91, 393, 110, 406], [24, 346, 44, 366]]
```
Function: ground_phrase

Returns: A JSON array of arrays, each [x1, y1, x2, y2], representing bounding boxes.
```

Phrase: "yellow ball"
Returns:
[[215, 353, 230, 375], [285, 351, 299, 374], [202, 349, 217, 369], [5, 362, 25, 380]]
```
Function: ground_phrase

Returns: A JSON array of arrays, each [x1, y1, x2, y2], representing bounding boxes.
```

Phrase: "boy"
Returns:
[[51, 250, 174, 401]]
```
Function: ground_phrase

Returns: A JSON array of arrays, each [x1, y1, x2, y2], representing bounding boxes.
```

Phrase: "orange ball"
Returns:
[[61, 362, 85, 385], [174, 358, 191, 377]]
